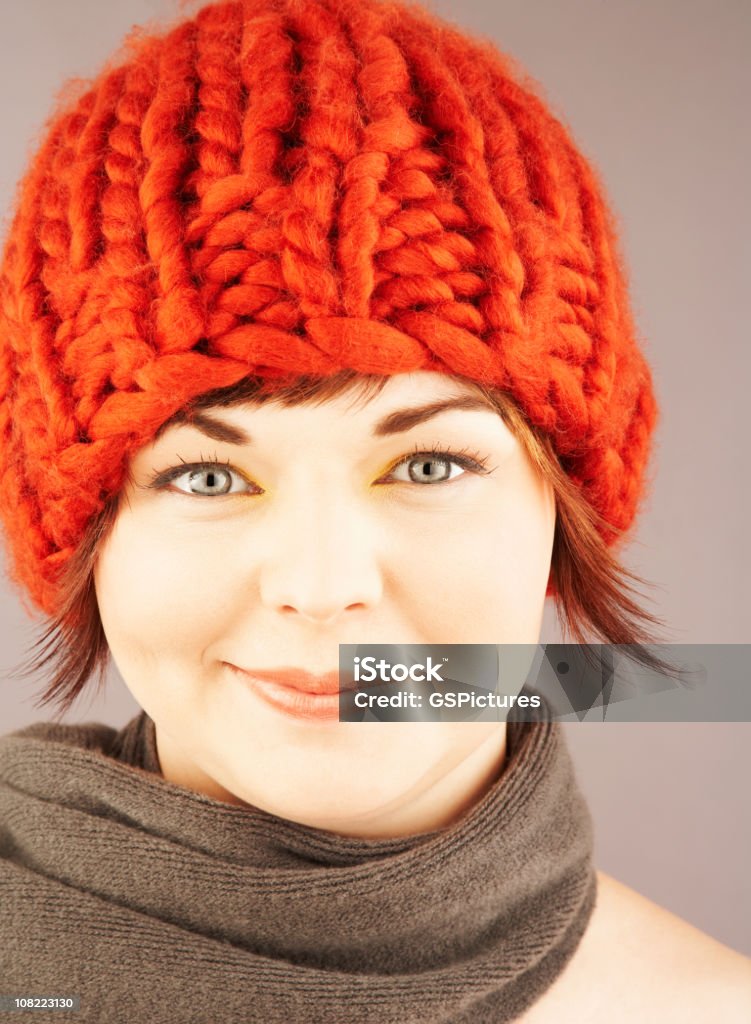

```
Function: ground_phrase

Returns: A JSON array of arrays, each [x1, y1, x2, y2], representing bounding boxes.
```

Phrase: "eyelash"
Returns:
[[143, 443, 495, 496]]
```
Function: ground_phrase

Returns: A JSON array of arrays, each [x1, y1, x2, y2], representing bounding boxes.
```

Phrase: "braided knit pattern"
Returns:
[[0, 0, 658, 617]]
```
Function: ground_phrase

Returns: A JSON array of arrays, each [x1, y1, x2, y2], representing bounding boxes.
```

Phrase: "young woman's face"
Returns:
[[94, 371, 555, 836]]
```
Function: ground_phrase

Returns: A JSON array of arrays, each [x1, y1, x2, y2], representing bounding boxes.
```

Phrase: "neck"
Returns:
[[155, 721, 509, 839], [332, 724, 509, 839]]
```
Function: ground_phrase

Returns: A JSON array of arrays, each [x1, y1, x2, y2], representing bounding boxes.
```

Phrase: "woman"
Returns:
[[0, 0, 748, 1021]]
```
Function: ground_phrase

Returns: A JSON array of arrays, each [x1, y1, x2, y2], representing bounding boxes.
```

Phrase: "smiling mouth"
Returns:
[[227, 665, 357, 695], [227, 665, 363, 724]]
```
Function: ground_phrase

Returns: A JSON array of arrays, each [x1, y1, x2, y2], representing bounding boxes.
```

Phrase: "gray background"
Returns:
[[0, 0, 748, 954]]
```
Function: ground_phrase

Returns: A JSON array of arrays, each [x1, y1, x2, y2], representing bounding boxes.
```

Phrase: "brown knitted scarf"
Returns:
[[0, 709, 596, 1023]]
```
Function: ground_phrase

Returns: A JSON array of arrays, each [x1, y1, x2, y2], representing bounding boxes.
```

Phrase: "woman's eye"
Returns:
[[149, 462, 252, 497], [385, 444, 493, 485], [387, 451, 483, 485]]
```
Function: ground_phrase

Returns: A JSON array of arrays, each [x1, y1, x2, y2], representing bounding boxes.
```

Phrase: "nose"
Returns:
[[257, 481, 383, 625]]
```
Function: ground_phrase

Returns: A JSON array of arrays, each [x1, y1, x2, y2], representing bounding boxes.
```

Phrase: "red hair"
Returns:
[[12, 371, 679, 718]]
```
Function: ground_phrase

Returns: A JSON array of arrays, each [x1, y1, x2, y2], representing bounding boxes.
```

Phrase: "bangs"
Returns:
[[151, 369, 514, 441]]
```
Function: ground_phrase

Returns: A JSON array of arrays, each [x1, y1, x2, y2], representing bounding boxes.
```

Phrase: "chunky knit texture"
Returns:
[[0, 0, 658, 617]]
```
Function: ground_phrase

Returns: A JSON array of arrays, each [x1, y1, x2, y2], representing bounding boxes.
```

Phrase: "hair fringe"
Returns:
[[9, 371, 683, 720]]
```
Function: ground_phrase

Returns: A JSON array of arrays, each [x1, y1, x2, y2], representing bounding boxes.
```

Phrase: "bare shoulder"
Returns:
[[521, 870, 751, 1024]]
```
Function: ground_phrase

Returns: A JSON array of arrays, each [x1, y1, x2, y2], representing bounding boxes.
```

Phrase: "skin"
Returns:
[[518, 871, 751, 1023], [94, 370, 556, 839], [93, 368, 751, 1012]]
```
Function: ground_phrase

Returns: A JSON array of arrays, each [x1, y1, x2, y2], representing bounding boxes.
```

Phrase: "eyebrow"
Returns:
[[154, 395, 498, 446]]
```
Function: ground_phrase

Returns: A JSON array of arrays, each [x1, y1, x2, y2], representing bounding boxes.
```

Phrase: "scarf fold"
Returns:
[[0, 707, 596, 1024]]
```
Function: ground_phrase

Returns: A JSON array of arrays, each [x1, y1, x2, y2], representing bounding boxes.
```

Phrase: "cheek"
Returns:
[[420, 497, 552, 640], [94, 519, 222, 656]]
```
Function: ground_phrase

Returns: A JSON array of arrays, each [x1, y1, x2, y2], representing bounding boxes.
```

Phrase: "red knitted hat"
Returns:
[[0, 0, 658, 618]]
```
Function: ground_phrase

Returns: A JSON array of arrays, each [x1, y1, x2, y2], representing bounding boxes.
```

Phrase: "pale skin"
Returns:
[[94, 370, 554, 838], [93, 369, 751, 1017], [518, 871, 751, 1023]]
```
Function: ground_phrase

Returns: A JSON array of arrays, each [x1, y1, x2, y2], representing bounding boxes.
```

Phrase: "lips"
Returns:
[[229, 666, 356, 695]]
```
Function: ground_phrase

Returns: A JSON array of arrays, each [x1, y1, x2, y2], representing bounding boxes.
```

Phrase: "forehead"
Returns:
[[153, 373, 497, 441]]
